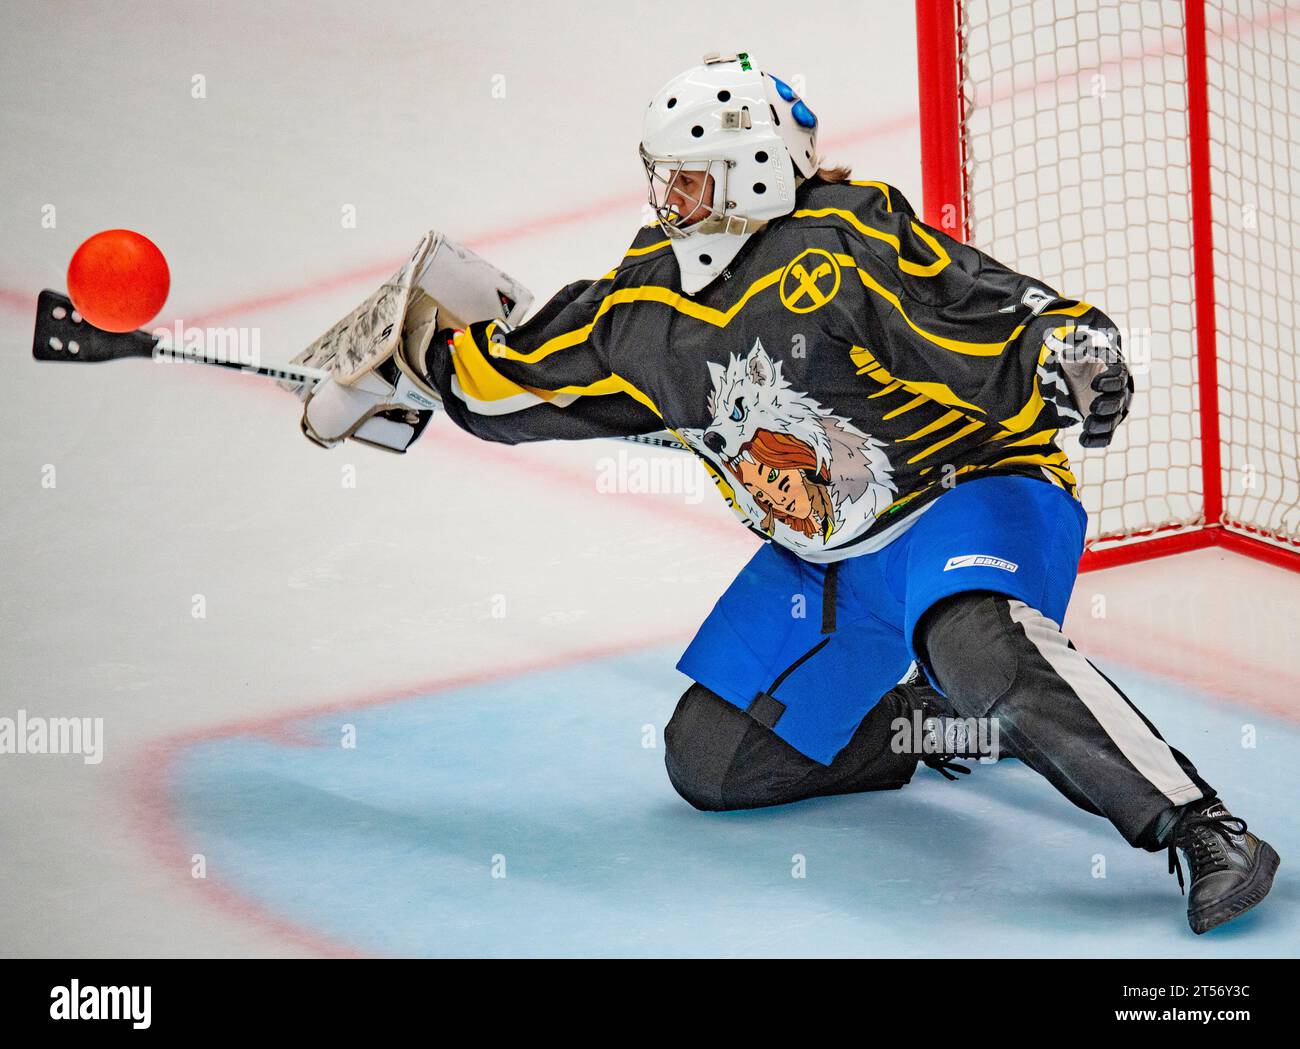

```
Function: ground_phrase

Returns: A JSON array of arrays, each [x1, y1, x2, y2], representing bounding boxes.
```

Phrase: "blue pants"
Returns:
[[677, 475, 1089, 764]]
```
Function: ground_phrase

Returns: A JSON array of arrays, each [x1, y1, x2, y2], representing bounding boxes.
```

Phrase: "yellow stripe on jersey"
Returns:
[[986, 308, 1093, 433], [452, 325, 669, 417], [905, 419, 985, 465], [848, 177, 952, 266], [900, 409, 965, 442], [882, 393, 930, 420], [793, 205, 951, 277], [450, 325, 542, 404], [1040, 465, 1077, 489], [603, 236, 668, 281], [997, 387, 1046, 434], [851, 264, 1027, 357], [850, 346, 991, 460], [623, 239, 671, 258], [546, 372, 665, 418], [929, 455, 1078, 497], [876, 487, 930, 518], [986, 451, 1077, 487], [849, 180, 895, 206], [869, 379, 906, 399], [842, 248, 1096, 361], [1000, 429, 1058, 448], [1045, 301, 1094, 319], [849, 344, 986, 416], [996, 339, 1057, 434], [848, 290, 1091, 433], [491, 271, 784, 366]]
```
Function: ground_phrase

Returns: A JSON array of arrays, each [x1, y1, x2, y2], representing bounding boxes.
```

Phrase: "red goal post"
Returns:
[[915, 0, 1300, 572]]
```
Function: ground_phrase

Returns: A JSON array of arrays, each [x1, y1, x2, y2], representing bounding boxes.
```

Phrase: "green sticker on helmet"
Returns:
[[738, 52, 751, 71]]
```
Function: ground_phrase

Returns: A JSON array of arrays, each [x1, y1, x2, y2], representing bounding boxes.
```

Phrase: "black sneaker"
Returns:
[[1168, 800, 1280, 934]]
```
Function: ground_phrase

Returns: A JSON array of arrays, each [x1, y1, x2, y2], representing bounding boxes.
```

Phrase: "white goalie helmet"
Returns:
[[640, 51, 820, 294]]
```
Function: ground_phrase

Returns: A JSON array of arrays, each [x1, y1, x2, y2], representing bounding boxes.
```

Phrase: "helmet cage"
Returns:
[[639, 145, 733, 240]]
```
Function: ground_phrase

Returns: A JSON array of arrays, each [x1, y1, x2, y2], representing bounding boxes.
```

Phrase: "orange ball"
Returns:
[[66, 229, 170, 333]]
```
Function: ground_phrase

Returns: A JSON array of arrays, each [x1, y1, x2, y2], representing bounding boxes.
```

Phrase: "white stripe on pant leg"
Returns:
[[1007, 601, 1203, 806]]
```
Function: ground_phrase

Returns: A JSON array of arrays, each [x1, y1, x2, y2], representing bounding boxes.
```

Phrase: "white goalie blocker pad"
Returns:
[[300, 365, 442, 453], [290, 231, 534, 452]]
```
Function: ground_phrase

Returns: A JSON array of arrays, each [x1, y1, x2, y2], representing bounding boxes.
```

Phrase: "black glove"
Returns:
[[1078, 359, 1133, 448], [1041, 322, 1134, 449]]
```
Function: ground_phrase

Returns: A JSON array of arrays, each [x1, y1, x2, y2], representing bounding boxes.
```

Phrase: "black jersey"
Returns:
[[425, 177, 1116, 563]]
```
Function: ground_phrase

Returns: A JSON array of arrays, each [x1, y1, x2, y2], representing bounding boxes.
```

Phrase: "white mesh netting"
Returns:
[[1209, 1, 1300, 549], [957, 0, 1300, 555]]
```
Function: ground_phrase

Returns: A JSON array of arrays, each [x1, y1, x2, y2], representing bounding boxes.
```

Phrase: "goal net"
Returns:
[[916, 0, 1300, 569]]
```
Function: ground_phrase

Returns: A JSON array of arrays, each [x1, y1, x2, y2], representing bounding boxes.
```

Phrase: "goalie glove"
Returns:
[[1039, 321, 1134, 449], [297, 283, 446, 453], [287, 231, 532, 452]]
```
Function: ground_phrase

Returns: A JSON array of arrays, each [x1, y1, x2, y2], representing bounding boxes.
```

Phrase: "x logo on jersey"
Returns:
[[780, 248, 841, 314]]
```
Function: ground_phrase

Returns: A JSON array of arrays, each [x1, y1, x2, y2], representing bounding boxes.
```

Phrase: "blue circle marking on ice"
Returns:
[[168, 649, 1299, 957]]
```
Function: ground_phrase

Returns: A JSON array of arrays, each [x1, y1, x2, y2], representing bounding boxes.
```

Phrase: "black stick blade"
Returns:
[[32, 290, 160, 364]]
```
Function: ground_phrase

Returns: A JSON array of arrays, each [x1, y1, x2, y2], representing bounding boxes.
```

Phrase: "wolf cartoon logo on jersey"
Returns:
[[681, 339, 897, 548]]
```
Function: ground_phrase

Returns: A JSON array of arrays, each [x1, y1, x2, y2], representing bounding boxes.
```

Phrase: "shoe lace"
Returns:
[[922, 755, 972, 782], [1166, 811, 1248, 895]]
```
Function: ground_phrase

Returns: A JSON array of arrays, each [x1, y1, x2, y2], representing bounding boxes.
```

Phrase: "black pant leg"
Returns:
[[664, 682, 920, 811], [917, 591, 1214, 850]]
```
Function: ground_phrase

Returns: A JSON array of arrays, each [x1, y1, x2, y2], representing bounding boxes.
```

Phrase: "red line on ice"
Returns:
[[0, 114, 909, 317]]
